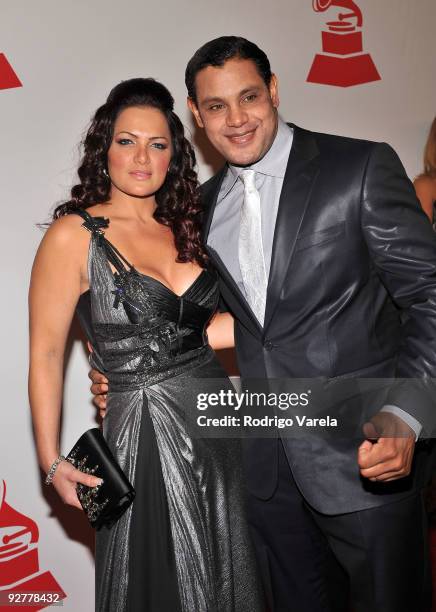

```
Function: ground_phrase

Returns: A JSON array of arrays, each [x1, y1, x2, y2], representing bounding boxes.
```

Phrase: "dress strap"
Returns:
[[69, 207, 109, 234], [68, 208, 135, 275]]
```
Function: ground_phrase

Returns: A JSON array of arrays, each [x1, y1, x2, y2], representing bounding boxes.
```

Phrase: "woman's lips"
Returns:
[[129, 171, 152, 179]]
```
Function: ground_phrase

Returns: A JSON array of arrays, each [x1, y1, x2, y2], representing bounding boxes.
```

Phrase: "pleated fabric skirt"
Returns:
[[95, 353, 264, 612]]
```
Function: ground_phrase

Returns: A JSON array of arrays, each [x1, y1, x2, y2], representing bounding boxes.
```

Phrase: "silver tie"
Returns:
[[238, 169, 268, 325]]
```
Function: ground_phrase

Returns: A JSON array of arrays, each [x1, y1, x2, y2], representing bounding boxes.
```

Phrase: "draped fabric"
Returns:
[[73, 210, 263, 612]]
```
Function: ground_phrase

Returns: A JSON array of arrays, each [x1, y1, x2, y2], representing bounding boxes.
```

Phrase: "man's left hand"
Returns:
[[357, 412, 415, 482]]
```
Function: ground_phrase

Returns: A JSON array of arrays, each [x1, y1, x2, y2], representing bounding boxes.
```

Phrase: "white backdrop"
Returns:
[[1, 1, 435, 609]]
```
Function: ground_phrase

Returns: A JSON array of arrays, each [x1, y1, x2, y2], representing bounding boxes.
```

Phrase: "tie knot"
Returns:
[[239, 169, 256, 191]]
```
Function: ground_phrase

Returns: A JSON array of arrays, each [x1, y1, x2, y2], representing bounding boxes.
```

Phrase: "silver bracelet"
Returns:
[[45, 454, 66, 485]]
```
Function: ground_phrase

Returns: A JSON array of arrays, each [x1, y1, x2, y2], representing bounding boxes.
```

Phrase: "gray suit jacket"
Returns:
[[201, 124, 436, 514]]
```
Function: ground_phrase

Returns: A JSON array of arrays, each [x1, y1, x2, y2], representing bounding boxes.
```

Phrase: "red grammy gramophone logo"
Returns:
[[0, 481, 66, 610], [0, 53, 21, 90], [307, 0, 381, 87]]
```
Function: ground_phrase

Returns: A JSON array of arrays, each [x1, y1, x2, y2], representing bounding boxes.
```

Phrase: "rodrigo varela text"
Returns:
[[196, 389, 338, 429]]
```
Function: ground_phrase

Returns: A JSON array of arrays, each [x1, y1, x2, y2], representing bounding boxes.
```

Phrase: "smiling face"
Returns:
[[107, 105, 172, 200], [188, 57, 279, 167]]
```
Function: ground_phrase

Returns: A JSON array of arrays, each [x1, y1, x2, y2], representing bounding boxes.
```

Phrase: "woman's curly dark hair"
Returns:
[[53, 78, 207, 266]]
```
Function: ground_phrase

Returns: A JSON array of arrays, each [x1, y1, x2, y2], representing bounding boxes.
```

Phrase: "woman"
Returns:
[[414, 117, 436, 224], [29, 78, 263, 612]]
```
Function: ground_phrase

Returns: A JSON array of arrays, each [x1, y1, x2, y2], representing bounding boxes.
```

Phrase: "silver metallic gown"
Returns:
[[74, 210, 264, 612]]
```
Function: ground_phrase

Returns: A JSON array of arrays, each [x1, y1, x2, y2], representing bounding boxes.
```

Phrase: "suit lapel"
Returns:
[[201, 166, 227, 243], [263, 125, 320, 331], [202, 167, 263, 335], [206, 245, 263, 335]]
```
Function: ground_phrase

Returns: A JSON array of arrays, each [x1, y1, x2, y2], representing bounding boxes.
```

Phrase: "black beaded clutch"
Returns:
[[66, 428, 135, 529]]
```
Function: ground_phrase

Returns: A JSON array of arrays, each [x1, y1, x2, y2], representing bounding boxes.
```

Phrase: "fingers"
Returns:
[[93, 392, 107, 411], [381, 472, 413, 482], [358, 439, 373, 454], [358, 437, 415, 482], [362, 421, 379, 440], [64, 462, 103, 489], [361, 460, 411, 481], [358, 436, 414, 470], [74, 469, 103, 489], [91, 382, 108, 396], [52, 461, 103, 509], [88, 368, 109, 385], [358, 411, 415, 482], [358, 438, 393, 470], [88, 369, 108, 418], [372, 470, 409, 482]]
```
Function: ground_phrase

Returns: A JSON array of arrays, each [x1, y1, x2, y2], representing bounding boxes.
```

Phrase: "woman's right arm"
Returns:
[[29, 216, 101, 508]]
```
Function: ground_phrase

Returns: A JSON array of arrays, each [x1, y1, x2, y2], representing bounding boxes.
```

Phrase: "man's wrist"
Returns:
[[380, 405, 422, 441]]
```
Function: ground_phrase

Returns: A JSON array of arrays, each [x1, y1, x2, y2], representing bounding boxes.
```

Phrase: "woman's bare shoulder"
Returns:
[[37, 213, 92, 260], [414, 175, 436, 195], [30, 213, 90, 288], [45, 213, 87, 242]]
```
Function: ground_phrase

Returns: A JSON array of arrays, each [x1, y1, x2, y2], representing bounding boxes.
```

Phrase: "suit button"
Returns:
[[264, 341, 274, 351]]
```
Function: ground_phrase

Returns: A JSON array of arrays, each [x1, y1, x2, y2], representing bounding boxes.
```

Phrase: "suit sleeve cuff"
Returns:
[[380, 405, 422, 441]]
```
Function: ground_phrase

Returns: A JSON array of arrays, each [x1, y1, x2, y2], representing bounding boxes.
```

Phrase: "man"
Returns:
[[92, 37, 436, 611]]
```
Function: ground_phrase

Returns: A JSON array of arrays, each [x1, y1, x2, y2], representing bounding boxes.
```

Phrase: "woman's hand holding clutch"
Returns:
[[51, 458, 103, 510]]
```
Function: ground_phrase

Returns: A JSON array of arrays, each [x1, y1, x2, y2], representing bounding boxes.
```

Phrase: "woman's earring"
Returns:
[[103, 168, 109, 178]]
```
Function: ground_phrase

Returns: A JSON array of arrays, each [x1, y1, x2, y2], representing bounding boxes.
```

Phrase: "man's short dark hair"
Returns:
[[185, 36, 272, 104]]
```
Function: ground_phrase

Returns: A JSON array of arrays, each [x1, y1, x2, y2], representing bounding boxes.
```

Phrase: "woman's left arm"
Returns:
[[414, 176, 435, 222], [207, 312, 235, 350]]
